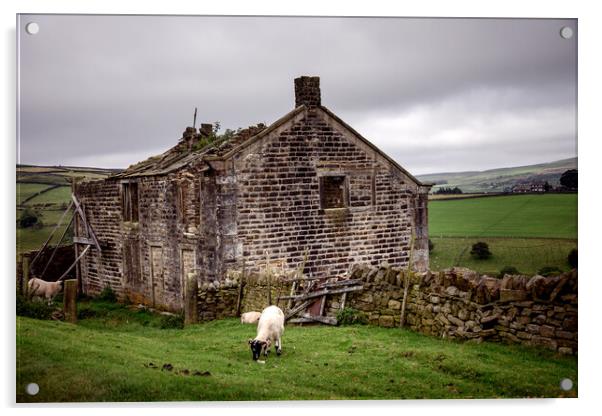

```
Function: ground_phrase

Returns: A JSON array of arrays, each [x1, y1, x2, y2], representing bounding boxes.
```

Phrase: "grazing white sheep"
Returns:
[[248, 305, 284, 361], [28, 278, 63, 304], [240, 311, 262, 324]]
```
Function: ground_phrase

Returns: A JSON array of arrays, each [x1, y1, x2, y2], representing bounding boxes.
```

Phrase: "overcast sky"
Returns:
[[17, 15, 577, 175]]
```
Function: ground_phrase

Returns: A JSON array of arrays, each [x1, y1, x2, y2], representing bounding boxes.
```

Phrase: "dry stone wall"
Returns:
[[344, 264, 578, 355], [195, 263, 577, 355]]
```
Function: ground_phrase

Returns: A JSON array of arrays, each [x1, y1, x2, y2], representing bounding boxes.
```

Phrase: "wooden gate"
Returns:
[[274, 253, 364, 325]]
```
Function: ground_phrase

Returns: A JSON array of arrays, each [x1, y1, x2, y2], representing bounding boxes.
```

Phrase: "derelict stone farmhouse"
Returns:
[[74, 76, 432, 312]]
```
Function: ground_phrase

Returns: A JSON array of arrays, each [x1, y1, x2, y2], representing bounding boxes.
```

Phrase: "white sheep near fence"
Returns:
[[240, 311, 262, 324], [28, 277, 63, 304], [248, 305, 284, 361]]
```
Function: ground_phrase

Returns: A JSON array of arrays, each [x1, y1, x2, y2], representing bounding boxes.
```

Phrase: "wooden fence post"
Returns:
[[63, 279, 78, 323], [184, 272, 198, 325], [265, 251, 272, 306], [399, 230, 415, 329], [22, 254, 30, 298], [236, 260, 245, 316]]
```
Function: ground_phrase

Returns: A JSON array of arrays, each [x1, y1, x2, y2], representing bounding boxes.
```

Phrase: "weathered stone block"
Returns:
[[388, 299, 401, 310], [379, 315, 394, 328], [526, 324, 540, 334], [531, 335, 557, 350], [445, 286, 459, 297], [533, 314, 547, 325], [517, 331, 532, 340], [448, 315, 464, 327], [556, 330, 575, 340], [500, 289, 528, 302], [539, 325, 555, 338]]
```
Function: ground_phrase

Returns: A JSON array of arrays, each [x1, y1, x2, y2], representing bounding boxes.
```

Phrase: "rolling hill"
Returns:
[[416, 157, 577, 193]]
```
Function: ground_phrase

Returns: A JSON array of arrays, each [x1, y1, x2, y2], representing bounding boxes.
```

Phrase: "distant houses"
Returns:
[[511, 181, 549, 193]]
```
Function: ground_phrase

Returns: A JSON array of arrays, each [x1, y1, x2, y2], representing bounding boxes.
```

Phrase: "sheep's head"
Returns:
[[248, 339, 267, 361]]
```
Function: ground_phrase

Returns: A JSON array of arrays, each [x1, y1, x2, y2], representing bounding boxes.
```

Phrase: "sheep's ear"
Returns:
[[248, 339, 253, 345]]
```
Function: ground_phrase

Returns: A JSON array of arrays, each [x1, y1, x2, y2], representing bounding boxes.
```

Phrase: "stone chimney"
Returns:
[[199, 123, 213, 137], [181, 127, 197, 151], [294, 76, 321, 108]]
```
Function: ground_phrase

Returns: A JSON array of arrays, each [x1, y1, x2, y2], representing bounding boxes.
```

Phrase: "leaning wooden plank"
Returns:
[[72, 194, 101, 252], [40, 213, 75, 279], [57, 245, 90, 282], [289, 314, 338, 326], [286, 281, 297, 311], [302, 314, 338, 325], [285, 299, 313, 320], [72, 236, 95, 245], [287, 317, 315, 324], [29, 200, 74, 269]]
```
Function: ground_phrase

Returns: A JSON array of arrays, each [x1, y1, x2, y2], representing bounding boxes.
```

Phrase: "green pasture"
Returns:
[[27, 186, 71, 205], [429, 194, 577, 239], [429, 237, 577, 276], [17, 225, 71, 254], [16, 183, 52, 205], [16, 301, 577, 402]]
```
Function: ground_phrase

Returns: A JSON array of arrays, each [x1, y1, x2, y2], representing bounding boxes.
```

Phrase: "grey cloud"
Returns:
[[18, 15, 576, 173]]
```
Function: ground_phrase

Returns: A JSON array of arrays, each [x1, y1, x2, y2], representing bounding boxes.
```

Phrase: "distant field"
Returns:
[[16, 183, 52, 204], [17, 226, 70, 253], [429, 237, 577, 275], [16, 165, 117, 254], [27, 186, 71, 205], [428, 193, 494, 200], [429, 194, 577, 239]]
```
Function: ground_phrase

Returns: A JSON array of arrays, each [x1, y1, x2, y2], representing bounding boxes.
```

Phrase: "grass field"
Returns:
[[429, 194, 577, 239], [26, 186, 72, 205], [428, 193, 492, 200], [429, 237, 577, 275], [16, 301, 577, 402], [16, 183, 52, 204], [428, 194, 577, 274]]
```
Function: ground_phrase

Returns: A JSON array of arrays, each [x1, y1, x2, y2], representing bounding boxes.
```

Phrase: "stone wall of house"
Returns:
[[342, 264, 578, 355], [74, 179, 124, 298], [225, 106, 428, 288], [75, 159, 209, 312]]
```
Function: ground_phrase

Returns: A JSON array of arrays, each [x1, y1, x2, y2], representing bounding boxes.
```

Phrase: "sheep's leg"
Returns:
[[276, 336, 282, 356]]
